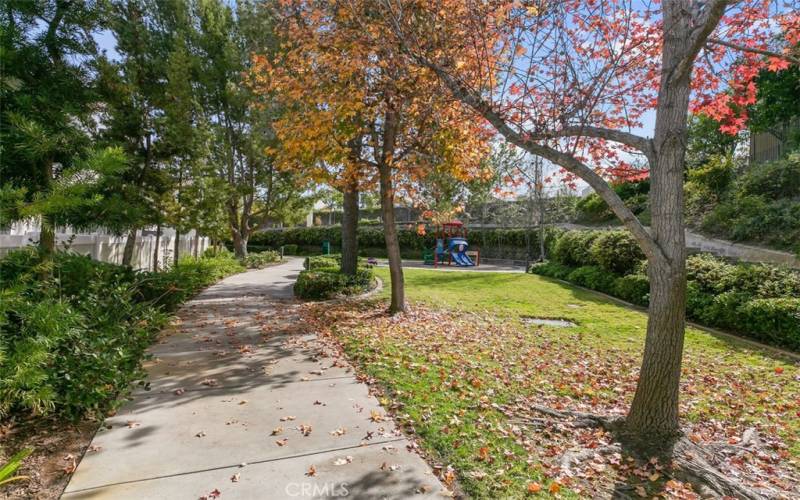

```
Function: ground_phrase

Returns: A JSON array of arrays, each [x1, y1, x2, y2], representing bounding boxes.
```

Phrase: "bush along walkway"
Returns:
[[62, 258, 445, 499]]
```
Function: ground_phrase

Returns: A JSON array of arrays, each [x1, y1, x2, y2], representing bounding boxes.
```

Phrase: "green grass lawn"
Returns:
[[313, 268, 800, 498]]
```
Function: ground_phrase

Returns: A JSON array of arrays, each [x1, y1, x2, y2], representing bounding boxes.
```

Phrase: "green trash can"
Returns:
[[321, 240, 331, 255]]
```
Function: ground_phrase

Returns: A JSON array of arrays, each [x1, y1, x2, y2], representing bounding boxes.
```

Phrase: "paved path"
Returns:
[[63, 258, 445, 499]]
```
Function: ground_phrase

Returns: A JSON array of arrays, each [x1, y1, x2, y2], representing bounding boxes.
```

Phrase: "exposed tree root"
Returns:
[[671, 436, 768, 500], [559, 444, 621, 478], [510, 403, 795, 499], [525, 403, 621, 430]]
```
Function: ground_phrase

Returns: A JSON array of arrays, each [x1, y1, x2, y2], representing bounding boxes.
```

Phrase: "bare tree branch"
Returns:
[[529, 126, 655, 161], [706, 38, 800, 65]]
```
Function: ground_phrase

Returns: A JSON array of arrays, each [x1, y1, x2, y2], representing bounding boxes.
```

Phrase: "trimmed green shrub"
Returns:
[[613, 274, 650, 306], [552, 230, 601, 267], [293, 267, 374, 300], [687, 253, 800, 298], [528, 261, 573, 280], [243, 250, 281, 269], [283, 244, 299, 255], [567, 266, 617, 293], [736, 298, 800, 349], [590, 230, 645, 275], [306, 256, 339, 270]]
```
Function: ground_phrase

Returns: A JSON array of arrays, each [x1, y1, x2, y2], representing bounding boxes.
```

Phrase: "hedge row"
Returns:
[[531, 230, 800, 351], [0, 249, 244, 419], [249, 226, 564, 260]]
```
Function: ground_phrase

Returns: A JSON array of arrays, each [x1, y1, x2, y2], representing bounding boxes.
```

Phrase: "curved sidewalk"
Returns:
[[63, 258, 444, 499]]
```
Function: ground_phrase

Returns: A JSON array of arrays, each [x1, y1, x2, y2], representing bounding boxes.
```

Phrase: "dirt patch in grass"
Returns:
[[0, 418, 98, 499]]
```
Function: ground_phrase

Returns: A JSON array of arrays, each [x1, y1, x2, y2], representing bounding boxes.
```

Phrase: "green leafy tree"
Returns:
[[194, 0, 307, 258], [0, 0, 128, 264]]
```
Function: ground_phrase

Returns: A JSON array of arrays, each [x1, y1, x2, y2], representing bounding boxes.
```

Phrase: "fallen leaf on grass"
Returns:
[[442, 468, 455, 485], [527, 482, 542, 493]]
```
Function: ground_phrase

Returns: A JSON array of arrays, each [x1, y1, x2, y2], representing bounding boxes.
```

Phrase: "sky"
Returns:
[[95, 29, 120, 61]]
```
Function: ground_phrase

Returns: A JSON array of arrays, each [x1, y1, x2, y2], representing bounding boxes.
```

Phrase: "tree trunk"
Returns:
[[39, 215, 55, 255], [153, 222, 161, 271], [174, 228, 181, 266], [340, 183, 359, 276], [378, 162, 405, 313], [232, 230, 248, 259], [39, 159, 56, 260], [122, 227, 138, 267], [625, 2, 691, 447]]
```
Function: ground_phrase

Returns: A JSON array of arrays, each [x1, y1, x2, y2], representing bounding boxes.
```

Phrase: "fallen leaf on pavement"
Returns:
[[333, 456, 353, 466]]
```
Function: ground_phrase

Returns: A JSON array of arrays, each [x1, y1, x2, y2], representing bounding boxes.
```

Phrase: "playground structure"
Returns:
[[424, 221, 479, 267]]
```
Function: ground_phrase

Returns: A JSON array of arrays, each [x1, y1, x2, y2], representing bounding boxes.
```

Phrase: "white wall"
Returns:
[[0, 223, 209, 271]]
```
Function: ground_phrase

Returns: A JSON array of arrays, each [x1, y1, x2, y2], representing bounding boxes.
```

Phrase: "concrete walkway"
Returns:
[[63, 259, 445, 499]]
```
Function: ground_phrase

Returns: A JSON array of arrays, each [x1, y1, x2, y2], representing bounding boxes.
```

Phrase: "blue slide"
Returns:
[[448, 238, 475, 266]]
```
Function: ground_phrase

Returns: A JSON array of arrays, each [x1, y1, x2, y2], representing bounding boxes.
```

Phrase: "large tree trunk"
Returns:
[[122, 227, 138, 267], [625, 2, 691, 447], [340, 183, 359, 276], [378, 162, 405, 313], [232, 229, 248, 259]]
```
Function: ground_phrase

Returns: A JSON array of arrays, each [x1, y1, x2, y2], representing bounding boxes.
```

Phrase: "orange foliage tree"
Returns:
[[250, 0, 490, 312]]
